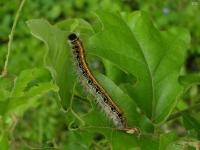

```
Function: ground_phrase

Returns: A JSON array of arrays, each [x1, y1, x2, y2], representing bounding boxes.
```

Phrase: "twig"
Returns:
[[167, 103, 200, 121], [0, 0, 26, 77]]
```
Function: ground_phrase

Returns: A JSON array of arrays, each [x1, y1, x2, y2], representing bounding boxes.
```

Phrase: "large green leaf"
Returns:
[[0, 68, 58, 115], [27, 19, 76, 110], [27, 19, 94, 110], [88, 11, 190, 124]]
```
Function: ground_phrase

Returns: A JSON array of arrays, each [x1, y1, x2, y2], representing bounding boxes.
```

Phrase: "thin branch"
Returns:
[[167, 103, 200, 121], [0, 0, 26, 77]]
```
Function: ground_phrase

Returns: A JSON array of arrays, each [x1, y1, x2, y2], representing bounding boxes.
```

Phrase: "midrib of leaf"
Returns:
[[110, 49, 146, 68], [137, 38, 172, 119], [127, 12, 179, 119]]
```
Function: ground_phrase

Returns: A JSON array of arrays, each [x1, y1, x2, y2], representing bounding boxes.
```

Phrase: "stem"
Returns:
[[0, 0, 26, 77], [167, 103, 200, 121]]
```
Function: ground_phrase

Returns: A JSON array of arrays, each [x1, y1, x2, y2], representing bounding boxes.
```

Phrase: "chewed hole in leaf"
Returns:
[[24, 80, 39, 92], [93, 133, 105, 141], [90, 133, 111, 150], [69, 120, 81, 130]]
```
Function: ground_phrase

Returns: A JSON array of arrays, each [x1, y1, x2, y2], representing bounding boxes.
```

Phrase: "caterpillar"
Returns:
[[68, 33, 140, 135]]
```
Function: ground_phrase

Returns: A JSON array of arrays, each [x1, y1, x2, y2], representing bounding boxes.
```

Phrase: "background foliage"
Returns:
[[0, 0, 200, 149]]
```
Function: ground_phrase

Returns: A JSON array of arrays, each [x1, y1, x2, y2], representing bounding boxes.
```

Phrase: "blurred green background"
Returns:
[[0, 0, 200, 149]]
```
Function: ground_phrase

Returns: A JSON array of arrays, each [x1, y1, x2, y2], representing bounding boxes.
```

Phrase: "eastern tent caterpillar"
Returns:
[[68, 33, 140, 134]]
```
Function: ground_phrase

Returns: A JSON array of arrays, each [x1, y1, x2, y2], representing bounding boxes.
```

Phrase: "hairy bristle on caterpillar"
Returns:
[[67, 33, 140, 135]]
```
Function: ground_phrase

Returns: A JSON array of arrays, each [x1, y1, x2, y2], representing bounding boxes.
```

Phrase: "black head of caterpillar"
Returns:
[[68, 33, 78, 42]]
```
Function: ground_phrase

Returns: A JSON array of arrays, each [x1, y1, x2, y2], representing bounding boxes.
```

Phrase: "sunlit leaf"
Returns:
[[27, 19, 93, 110], [88, 11, 190, 124]]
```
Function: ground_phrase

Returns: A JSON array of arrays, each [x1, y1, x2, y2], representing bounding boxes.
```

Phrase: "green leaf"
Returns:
[[182, 112, 200, 132], [7, 82, 58, 114], [0, 133, 9, 150], [83, 72, 139, 128], [159, 132, 178, 150], [179, 74, 200, 87], [11, 68, 51, 97], [83, 72, 153, 134], [88, 11, 190, 124], [63, 131, 93, 150], [120, 83, 154, 132], [1, 68, 58, 115], [70, 128, 159, 150], [103, 59, 128, 85], [0, 89, 10, 100], [97, 72, 152, 129], [27, 19, 93, 110], [0, 76, 14, 92]]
